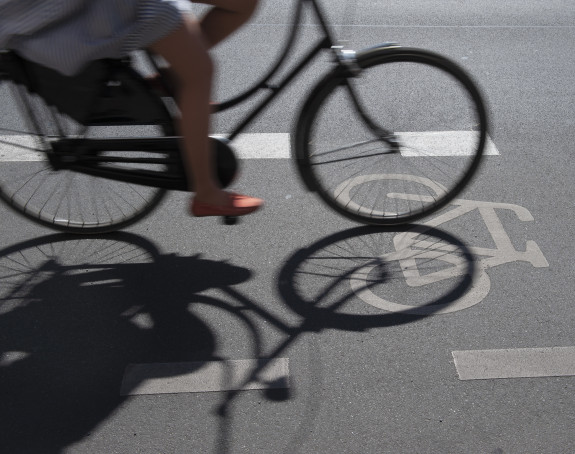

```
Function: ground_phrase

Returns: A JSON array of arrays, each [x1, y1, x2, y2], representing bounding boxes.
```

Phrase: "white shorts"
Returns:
[[0, 0, 193, 75]]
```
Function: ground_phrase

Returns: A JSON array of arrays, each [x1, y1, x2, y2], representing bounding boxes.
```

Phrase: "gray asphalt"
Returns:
[[1, 1, 574, 453]]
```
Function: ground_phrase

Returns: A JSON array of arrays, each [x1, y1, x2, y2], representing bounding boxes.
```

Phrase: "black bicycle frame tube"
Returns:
[[213, 0, 305, 111], [214, 0, 341, 112], [220, 0, 342, 140], [227, 36, 330, 141], [307, 0, 340, 46]]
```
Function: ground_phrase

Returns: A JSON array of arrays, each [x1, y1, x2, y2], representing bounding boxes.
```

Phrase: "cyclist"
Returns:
[[0, 0, 263, 218]]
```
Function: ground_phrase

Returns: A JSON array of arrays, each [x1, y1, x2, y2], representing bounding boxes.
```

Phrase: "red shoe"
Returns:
[[190, 192, 263, 217]]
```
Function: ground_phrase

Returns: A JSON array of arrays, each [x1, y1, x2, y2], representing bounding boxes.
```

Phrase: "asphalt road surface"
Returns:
[[1, 1, 574, 453]]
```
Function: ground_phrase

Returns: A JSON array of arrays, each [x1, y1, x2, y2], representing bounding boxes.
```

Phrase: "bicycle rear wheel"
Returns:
[[295, 47, 488, 225], [0, 71, 174, 234]]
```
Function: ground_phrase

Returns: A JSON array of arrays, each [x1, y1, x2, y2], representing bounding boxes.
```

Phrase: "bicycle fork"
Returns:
[[333, 46, 402, 153]]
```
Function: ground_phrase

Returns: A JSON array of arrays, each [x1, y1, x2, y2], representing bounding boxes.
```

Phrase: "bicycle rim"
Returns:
[[297, 48, 488, 225], [0, 79, 172, 234]]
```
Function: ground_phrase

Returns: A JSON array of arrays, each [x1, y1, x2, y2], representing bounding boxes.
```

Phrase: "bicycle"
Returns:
[[0, 0, 488, 233]]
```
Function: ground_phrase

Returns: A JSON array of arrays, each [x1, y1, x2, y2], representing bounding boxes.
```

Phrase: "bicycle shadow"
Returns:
[[0, 233, 253, 454], [279, 224, 478, 330], [215, 224, 477, 453], [0, 225, 477, 454]]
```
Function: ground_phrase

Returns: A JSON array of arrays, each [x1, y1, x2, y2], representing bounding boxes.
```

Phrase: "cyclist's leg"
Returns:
[[149, 17, 223, 205], [148, 0, 258, 96], [149, 14, 262, 213]]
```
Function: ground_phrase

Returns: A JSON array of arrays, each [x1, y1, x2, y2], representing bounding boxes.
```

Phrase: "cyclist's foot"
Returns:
[[190, 191, 263, 217]]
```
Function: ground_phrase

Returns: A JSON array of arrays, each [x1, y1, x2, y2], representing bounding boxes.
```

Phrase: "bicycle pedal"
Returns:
[[223, 216, 238, 225]]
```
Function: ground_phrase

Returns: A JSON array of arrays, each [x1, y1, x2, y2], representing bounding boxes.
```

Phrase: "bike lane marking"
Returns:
[[0, 135, 44, 160], [0, 131, 498, 160], [215, 133, 290, 158], [452, 347, 575, 380], [120, 358, 289, 395], [0, 133, 292, 161], [350, 199, 549, 315], [398, 131, 498, 156]]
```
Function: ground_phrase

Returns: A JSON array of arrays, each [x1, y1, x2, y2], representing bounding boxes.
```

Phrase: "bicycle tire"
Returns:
[[0, 70, 173, 234], [295, 46, 488, 225]]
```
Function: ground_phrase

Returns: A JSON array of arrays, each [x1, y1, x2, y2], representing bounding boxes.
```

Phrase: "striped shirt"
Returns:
[[0, 0, 191, 75]]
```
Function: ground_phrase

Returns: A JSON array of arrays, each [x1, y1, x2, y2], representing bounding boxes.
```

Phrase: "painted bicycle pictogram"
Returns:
[[349, 174, 549, 315]]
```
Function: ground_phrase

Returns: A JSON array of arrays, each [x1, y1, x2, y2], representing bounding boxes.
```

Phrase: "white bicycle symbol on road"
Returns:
[[349, 175, 549, 315]]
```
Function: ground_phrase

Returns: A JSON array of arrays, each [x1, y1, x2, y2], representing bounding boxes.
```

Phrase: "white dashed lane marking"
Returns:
[[0, 135, 44, 161], [452, 347, 575, 380], [398, 131, 498, 156], [120, 358, 289, 396], [1, 131, 498, 161]]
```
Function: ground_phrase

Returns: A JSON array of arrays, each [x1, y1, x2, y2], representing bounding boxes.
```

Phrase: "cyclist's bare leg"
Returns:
[[149, 12, 262, 214], [149, 17, 226, 206], [148, 0, 258, 96]]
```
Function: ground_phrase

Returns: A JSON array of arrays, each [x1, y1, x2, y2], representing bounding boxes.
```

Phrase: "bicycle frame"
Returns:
[[207, 0, 341, 139], [205, 0, 396, 144], [0, 0, 387, 190]]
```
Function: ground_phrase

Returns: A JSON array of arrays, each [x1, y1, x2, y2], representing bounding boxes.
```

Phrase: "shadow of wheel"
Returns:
[[278, 225, 478, 331]]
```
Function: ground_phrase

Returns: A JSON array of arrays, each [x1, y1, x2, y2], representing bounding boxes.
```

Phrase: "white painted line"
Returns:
[[399, 131, 499, 156], [0, 135, 44, 161], [219, 133, 291, 159], [250, 23, 575, 30], [1, 132, 498, 161], [120, 358, 289, 396], [452, 347, 575, 380], [0, 133, 292, 161]]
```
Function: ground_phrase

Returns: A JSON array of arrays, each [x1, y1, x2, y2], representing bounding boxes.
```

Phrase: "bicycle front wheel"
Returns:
[[295, 47, 488, 225]]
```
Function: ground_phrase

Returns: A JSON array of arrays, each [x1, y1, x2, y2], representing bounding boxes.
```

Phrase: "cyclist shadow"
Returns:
[[0, 233, 252, 454]]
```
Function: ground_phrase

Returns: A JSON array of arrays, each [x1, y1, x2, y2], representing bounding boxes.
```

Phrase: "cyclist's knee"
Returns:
[[180, 49, 213, 88], [150, 19, 214, 85]]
